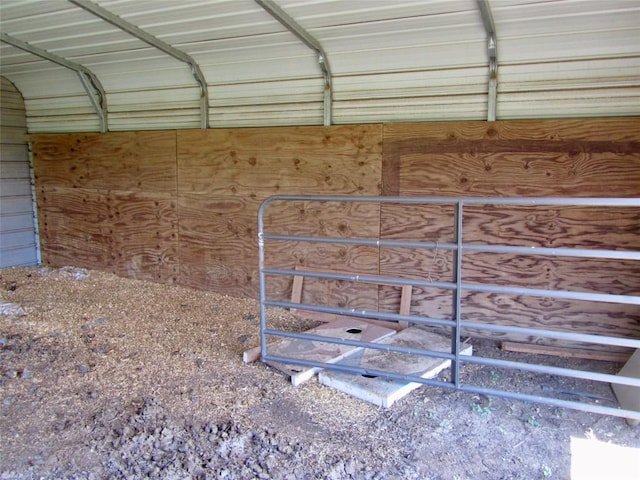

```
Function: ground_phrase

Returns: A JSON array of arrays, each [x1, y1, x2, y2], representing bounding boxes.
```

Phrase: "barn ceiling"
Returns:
[[0, 0, 639, 133]]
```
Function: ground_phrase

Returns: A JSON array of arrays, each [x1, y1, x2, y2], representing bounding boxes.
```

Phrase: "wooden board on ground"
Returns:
[[264, 317, 396, 386], [319, 327, 472, 408], [501, 342, 632, 363]]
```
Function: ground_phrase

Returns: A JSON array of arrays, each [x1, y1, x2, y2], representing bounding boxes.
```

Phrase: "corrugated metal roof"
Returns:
[[1, 0, 639, 132]]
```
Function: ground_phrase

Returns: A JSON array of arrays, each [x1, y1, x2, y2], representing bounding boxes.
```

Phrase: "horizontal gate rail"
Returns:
[[257, 195, 640, 420]]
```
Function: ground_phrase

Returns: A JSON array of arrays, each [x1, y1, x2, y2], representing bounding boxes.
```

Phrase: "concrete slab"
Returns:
[[265, 318, 396, 386], [319, 327, 472, 408]]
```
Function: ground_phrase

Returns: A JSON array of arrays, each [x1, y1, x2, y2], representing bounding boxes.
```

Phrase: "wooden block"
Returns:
[[265, 318, 396, 386], [243, 345, 262, 364], [398, 284, 413, 329], [319, 328, 472, 408]]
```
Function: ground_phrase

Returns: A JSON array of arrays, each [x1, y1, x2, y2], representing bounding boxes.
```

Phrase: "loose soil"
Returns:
[[1, 266, 638, 480]]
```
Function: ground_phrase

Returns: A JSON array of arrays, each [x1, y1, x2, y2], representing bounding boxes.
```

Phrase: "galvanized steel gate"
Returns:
[[257, 195, 640, 420]]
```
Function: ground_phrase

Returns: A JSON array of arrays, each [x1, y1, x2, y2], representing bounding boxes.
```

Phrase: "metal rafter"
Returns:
[[68, 0, 210, 129], [477, 0, 498, 121], [254, 0, 333, 126], [1, 32, 108, 132]]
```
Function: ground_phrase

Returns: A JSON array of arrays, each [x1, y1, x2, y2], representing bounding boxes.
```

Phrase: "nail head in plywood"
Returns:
[[319, 328, 472, 408], [265, 317, 396, 386]]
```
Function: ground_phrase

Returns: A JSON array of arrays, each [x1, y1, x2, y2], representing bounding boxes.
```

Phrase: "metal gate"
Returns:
[[257, 195, 640, 420]]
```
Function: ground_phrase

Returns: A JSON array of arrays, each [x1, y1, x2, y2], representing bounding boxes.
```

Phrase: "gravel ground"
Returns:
[[0, 266, 638, 480]]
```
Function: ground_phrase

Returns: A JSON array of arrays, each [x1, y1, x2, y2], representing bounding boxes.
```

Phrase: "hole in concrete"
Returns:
[[362, 374, 378, 379], [346, 328, 362, 334], [290, 368, 302, 373]]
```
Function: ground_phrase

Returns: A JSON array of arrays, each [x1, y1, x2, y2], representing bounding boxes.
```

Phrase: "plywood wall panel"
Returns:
[[32, 131, 179, 283], [463, 253, 640, 296], [178, 194, 258, 296], [460, 292, 640, 347], [461, 205, 640, 248], [386, 151, 640, 197], [31, 119, 639, 351], [108, 190, 178, 283], [177, 124, 384, 296], [178, 241, 256, 298], [32, 131, 177, 193], [178, 125, 382, 196], [37, 186, 179, 283], [37, 186, 112, 269], [379, 203, 455, 241], [380, 118, 640, 348], [263, 200, 380, 238], [383, 118, 640, 142]]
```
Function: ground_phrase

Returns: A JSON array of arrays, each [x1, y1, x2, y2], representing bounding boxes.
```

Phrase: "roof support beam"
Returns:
[[1, 32, 108, 132], [477, 0, 498, 121], [255, 0, 333, 126], [68, 0, 210, 129]]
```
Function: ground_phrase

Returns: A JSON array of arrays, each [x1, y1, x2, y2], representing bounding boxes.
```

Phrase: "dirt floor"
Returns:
[[1, 266, 638, 480]]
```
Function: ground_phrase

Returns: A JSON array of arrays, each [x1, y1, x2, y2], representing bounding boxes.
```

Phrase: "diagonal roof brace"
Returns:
[[68, 0, 210, 129], [255, 0, 333, 126], [477, 0, 498, 122], [1, 32, 108, 132]]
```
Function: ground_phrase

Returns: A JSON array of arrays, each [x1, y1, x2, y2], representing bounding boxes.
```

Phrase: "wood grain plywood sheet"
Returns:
[[382, 119, 640, 197], [462, 253, 640, 295], [388, 151, 640, 197], [108, 190, 178, 283], [265, 317, 396, 386], [177, 124, 383, 196], [32, 131, 177, 193], [461, 204, 640, 249], [37, 186, 112, 269], [379, 285, 453, 323], [379, 203, 455, 242], [319, 328, 472, 408], [261, 199, 381, 302], [178, 193, 259, 295], [460, 291, 640, 350], [177, 124, 383, 297], [383, 118, 640, 143], [380, 119, 640, 349], [263, 200, 380, 238], [37, 186, 178, 283], [263, 242, 380, 306]]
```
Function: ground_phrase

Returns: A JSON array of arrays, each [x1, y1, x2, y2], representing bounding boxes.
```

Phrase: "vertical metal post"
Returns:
[[452, 201, 464, 388], [477, 0, 498, 121], [257, 200, 269, 362], [27, 143, 42, 265]]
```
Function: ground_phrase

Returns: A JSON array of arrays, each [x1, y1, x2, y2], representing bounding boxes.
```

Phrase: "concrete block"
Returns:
[[265, 318, 396, 386], [319, 327, 472, 407]]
